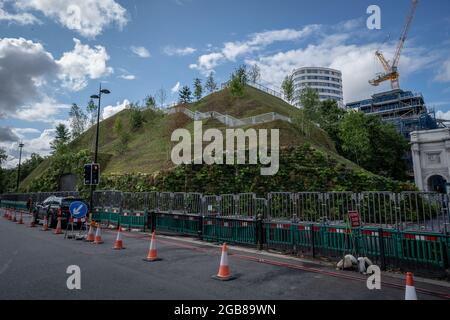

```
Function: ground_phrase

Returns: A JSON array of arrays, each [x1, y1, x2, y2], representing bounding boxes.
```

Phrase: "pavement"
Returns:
[[1, 213, 450, 300]]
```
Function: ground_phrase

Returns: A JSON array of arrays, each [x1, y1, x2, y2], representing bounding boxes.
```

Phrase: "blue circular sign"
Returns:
[[69, 201, 88, 219]]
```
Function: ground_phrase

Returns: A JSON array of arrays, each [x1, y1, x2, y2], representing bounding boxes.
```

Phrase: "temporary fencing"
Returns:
[[2, 190, 450, 276]]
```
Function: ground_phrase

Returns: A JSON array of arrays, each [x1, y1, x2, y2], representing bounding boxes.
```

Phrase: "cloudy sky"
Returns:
[[1, 0, 450, 168]]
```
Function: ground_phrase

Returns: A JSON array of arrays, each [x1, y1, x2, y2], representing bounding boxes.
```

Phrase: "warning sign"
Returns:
[[348, 211, 361, 228]]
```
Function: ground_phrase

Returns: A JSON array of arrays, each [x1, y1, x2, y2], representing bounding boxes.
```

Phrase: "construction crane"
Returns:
[[369, 0, 419, 90]]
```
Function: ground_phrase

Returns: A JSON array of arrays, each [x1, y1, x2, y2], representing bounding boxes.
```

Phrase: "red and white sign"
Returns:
[[348, 211, 361, 228]]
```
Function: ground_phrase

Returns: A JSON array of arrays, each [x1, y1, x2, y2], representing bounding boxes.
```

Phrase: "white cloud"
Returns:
[[13, 97, 70, 122], [436, 110, 450, 121], [57, 38, 113, 91], [1, 128, 55, 168], [14, 0, 128, 38], [11, 127, 40, 139], [0, 1, 40, 25], [164, 46, 197, 56], [102, 99, 130, 119], [435, 58, 450, 82], [171, 81, 181, 93], [0, 37, 112, 123], [131, 46, 151, 58], [119, 74, 136, 80], [246, 34, 436, 103], [0, 126, 19, 142], [190, 26, 318, 75], [0, 37, 59, 117]]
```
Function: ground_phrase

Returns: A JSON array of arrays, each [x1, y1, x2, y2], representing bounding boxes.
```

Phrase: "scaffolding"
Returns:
[[346, 89, 439, 138]]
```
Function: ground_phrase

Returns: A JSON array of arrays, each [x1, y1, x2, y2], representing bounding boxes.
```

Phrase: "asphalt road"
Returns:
[[1, 214, 449, 300]]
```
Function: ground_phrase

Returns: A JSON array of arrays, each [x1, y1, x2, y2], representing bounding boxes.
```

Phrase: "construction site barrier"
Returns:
[[2, 190, 450, 276]]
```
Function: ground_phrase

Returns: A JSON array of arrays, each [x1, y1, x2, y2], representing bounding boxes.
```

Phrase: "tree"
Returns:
[[129, 103, 145, 130], [0, 148, 8, 193], [179, 86, 192, 104], [317, 100, 346, 150], [205, 72, 217, 93], [156, 87, 167, 108], [229, 65, 248, 97], [248, 64, 261, 83], [193, 78, 203, 101], [300, 87, 321, 122], [0, 148, 6, 166], [51, 124, 70, 153], [86, 99, 98, 127], [145, 95, 156, 109], [338, 112, 409, 180], [69, 103, 87, 140], [15, 153, 43, 185], [281, 74, 295, 104]]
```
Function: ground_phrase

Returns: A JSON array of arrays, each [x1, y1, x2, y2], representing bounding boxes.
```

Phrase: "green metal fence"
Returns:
[[155, 213, 200, 236], [203, 217, 256, 245], [2, 191, 450, 276]]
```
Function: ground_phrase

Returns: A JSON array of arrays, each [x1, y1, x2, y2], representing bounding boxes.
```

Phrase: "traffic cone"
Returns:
[[113, 227, 125, 250], [405, 272, 418, 300], [54, 217, 62, 234], [12, 212, 17, 222], [8, 210, 12, 220], [93, 225, 103, 244], [41, 215, 49, 231], [212, 243, 235, 281], [143, 232, 162, 262], [17, 212, 24, 224], [86, 224, 95, 242]]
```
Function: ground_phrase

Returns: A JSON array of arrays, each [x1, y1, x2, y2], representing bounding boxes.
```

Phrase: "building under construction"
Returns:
[[346, 89, 439, 138]]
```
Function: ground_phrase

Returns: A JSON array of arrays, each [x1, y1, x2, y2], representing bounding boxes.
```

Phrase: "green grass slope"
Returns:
[[21, 85, 382, 191]]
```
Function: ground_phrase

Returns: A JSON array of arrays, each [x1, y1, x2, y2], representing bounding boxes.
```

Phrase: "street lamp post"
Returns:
[[16, 142, 24, 192], [88, 84, 110, 220]]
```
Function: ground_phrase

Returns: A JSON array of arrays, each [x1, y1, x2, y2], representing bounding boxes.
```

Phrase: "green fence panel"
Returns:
[[156, 213, 185, 233], [203, 217, 256, 245], [265, 222, 294, 250], [182, 215, 200, 236], [128, 211, 147, 229], [399, 232, 447, 268], [106, 208, 120, 225], [292, 224, 312, 250], [322, 227, 356, 254]]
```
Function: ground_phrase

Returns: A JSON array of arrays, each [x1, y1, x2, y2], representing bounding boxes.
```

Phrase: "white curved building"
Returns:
[[292, 67, 344, 108]]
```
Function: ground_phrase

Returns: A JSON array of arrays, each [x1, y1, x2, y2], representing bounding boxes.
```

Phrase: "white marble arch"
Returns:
[[410, 128, 450, 192]]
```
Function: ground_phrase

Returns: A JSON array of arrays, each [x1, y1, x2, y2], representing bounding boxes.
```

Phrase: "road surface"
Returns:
[[1, 214, 449, 300]]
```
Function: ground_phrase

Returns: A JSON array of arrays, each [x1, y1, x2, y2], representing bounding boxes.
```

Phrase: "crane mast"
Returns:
[[369, 0, 419, 90]]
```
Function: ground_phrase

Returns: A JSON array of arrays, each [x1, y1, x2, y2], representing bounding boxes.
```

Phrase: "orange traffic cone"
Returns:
[[8, 210, 13, 220], [93, 225, 103, 244], [17, 212, 24, 224], [41, 215, 49, 231], [113, 227, 125, 250], [405, 272, 418, 300], [54, 217, 62, 234], [212, 243, 235, 281], [143, 232, 162, 262], [12, 212, 17, 222], [86, 224, 95, 242]]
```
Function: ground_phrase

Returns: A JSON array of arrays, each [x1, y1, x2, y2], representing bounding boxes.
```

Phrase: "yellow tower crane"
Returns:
[[369, 0, 419, 90]]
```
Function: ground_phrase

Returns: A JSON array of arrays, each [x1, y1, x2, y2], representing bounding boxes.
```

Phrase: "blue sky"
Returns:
[[1, 0, 450, 167]]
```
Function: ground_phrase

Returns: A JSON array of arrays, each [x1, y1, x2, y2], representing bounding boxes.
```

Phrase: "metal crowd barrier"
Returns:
[[3, 190, 450, 276]]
